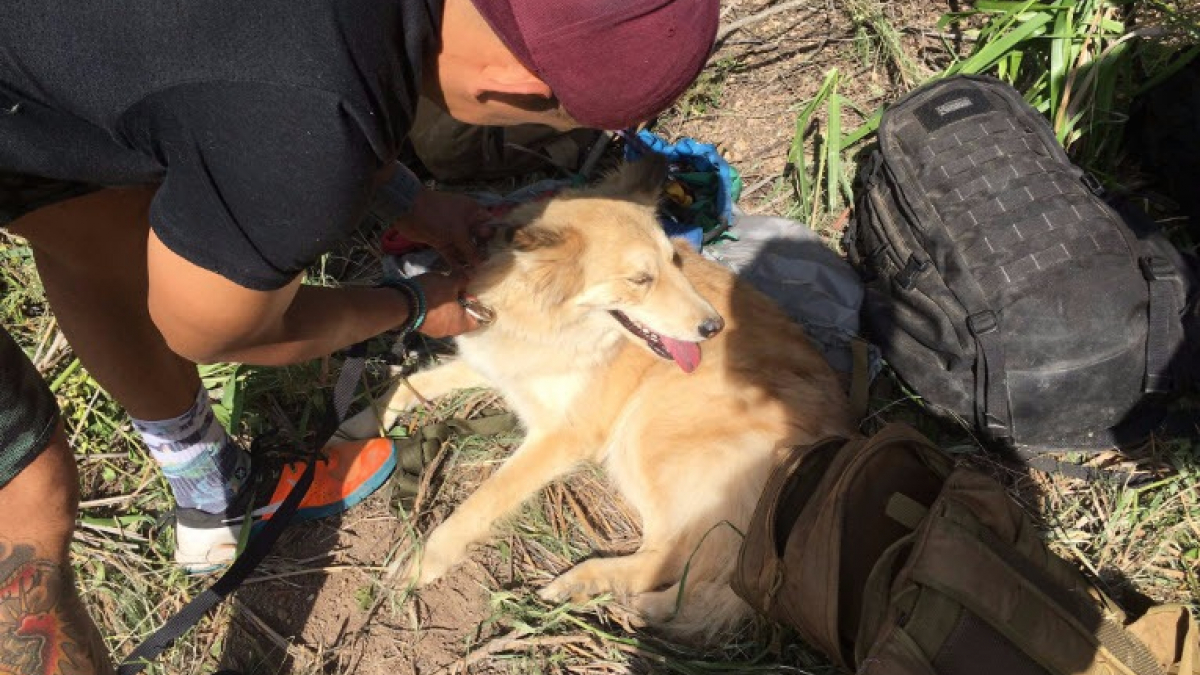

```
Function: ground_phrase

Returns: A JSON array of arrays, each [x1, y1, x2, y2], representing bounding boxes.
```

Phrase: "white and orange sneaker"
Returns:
[[174, 438, 397, 574]]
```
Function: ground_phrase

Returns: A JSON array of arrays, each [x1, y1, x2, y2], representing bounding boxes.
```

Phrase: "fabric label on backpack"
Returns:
[[915, 88, 994, 132]]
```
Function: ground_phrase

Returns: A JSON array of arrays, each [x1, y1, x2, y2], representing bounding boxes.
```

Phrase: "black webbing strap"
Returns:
[[848, 337, 872, 423], [1140, 256, 1181, 393], [967, 311, 1013, 442], [118, 349, 368, 675], [117, 451, 319, 675]]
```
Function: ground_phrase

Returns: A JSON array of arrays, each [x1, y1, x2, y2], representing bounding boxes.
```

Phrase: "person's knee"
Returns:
[[0, 423, 79, 555]]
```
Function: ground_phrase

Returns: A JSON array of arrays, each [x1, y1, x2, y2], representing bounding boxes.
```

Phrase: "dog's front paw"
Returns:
[[393, 529, 469, 589], [392, 556, 440, 589], [537, 576, 576, 604], [539, 561, 618, 604]]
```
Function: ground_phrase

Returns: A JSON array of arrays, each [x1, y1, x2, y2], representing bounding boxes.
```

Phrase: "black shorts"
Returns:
[[0, 171, 77, 487], [1, 170, 98, 227], [0, 326, 59, 488]]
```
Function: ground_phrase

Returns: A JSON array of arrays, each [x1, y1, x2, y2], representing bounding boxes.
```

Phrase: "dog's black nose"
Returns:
[[698, 316, 725, 339]]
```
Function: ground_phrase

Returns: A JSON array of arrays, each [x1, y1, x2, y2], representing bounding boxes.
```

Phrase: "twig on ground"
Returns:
[[231, 598, 320, 664], [73, 530, 140, 552], [244, 564, 386, 585], [829, 206, 852, 232], [717, 0, 808, 44], [411, 440, 453, 520], [901, 26, 979, 43], [741, 176, 777, 198], [552, 484, 575, 542], [436, 634, 597, 675], [76, 520, 150, 543], [32, 320, 61, 370], [69, 388, 103, 447], [562, 485, 604, 547], [78, 494, 138, 509]]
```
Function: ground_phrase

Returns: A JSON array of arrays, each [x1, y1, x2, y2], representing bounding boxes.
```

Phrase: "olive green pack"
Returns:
[[734, 423, 1198, 675]]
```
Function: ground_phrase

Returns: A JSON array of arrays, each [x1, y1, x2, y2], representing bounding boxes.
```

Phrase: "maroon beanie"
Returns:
[[470, 0, 720, 130]]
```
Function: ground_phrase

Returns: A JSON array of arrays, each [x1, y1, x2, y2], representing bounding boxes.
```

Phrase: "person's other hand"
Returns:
[[412, 272, 481, 338], [389, 189, 493, 270]]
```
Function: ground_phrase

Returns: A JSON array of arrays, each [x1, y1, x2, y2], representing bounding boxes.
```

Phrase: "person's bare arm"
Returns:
[[146, 230, 476, 365]]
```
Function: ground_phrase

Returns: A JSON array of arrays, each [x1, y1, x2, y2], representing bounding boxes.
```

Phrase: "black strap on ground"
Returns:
[[117, 449, 320, 675], [117, 349, 366, 675], [848, 337, 871, 423]]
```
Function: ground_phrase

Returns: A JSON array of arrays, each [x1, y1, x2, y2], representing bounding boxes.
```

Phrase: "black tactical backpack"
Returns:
[[846, 75, 1198, 451]]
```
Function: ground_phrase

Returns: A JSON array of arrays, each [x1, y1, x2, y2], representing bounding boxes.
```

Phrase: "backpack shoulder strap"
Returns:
[[1140, 252, 1184, 393]]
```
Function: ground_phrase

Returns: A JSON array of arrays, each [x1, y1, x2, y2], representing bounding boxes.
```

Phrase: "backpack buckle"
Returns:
[[967, 311, 999, 335], [1081, 172, 1107, 197], [895, 255, 930, 290], [1139, 256, 1176, 281]]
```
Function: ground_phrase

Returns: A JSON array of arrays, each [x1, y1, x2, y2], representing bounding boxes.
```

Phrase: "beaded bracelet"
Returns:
[[378, 277, 427, 336]]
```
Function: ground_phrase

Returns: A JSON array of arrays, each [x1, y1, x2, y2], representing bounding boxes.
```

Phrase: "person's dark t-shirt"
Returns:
[[0, 0, 441, 290]]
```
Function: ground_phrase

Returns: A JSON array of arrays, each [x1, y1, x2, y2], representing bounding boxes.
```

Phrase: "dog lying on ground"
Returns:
[[335, 158, 852, 641]]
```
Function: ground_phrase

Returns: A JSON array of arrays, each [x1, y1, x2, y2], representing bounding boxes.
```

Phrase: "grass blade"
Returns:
[[826, 91, 843, 213], [950, 10, 1053, 76], [1049, 0, 1072, 118], [787, 69, 838, 216], [842, 109, 882, 149]]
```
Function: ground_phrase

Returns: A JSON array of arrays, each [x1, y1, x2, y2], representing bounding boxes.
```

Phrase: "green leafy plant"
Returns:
[[939, 0, 1200, 172]]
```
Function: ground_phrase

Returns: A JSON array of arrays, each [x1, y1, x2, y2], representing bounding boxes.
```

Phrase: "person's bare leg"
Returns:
[[8, 187, 198, 420], [0, 424, 113, 674]]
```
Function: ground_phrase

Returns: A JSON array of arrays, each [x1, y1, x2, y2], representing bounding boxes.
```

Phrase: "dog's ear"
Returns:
[[507, 225, 585, 305], [504, 224, 565, 252], [598, 154, 668, 205]]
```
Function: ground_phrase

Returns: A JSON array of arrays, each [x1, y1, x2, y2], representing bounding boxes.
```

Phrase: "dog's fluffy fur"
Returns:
[[336, 159, 852, 641]]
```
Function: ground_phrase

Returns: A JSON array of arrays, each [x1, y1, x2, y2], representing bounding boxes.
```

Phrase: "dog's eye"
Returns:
[[630, 273, 655, 286], [672, 252, 683, 267]]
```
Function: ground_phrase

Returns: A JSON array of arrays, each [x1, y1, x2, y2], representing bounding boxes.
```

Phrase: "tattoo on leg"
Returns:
[[0, 539, 111, 675]]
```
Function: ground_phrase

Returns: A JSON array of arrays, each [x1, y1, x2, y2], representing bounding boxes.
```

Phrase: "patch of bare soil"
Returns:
[[216, 459, 502, 675], [663, 0, 961, 214], [215, 428, 652, 675]]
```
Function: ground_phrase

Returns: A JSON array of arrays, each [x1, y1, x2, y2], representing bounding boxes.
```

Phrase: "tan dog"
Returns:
[[336, 159, 852, 641]]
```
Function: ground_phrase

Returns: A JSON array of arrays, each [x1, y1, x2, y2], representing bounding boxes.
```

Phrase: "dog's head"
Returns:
[[478, 157, 724, 373]]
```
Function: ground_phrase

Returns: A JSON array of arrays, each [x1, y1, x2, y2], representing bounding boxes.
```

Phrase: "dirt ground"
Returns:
[[221, 437, 649, 674], [660, 0, 960, 213]]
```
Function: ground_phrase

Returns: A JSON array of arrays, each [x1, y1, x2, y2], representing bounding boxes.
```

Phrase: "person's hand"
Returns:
[[389, 188, 493, 271], [411, 272, 482, 338]]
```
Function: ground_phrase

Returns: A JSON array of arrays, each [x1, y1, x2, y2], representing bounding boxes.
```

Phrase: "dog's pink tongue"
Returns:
[[660, 336, 701, 373]]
